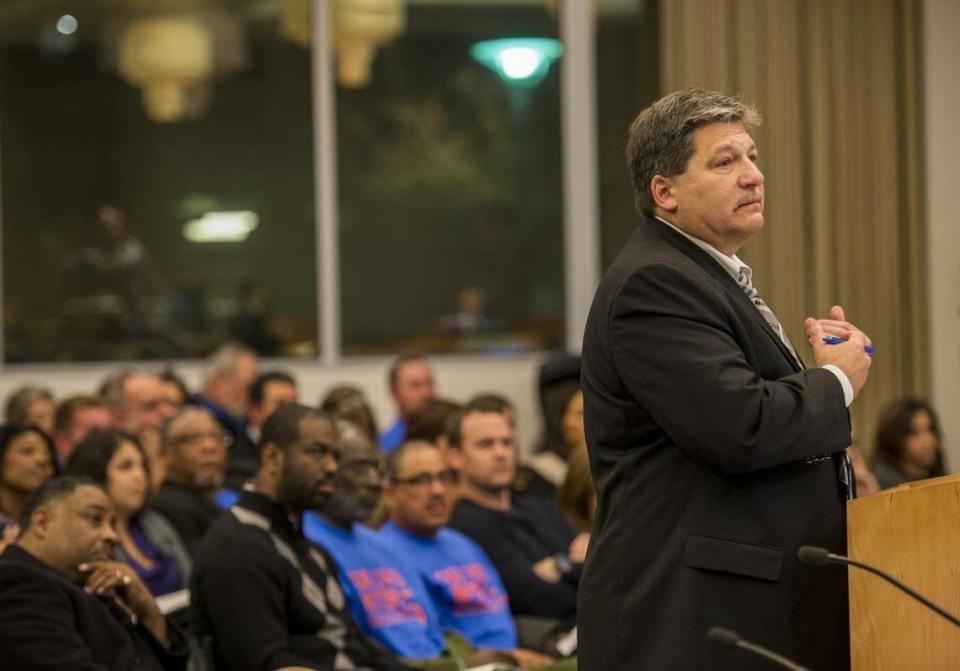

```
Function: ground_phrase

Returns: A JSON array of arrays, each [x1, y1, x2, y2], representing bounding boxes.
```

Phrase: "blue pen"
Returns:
[[822, 335, 875, 354]]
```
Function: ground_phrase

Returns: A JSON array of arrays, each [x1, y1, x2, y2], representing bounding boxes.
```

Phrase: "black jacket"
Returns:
[[579, 217, 852, 670], [191, 490, 406, 671], [0, 545, 188, 670]]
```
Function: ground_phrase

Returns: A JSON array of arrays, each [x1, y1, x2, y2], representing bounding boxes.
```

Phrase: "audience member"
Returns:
[[405, 397, 463, 452], [158, 369, 190, 407], [382, 354, 436, 454], [380, 440, 561, 668], [53, 394, 114, 467], [321, 384, 380, 444], [5, 384, 56, 435], [100, 371, 178, 489], [304, 433, 449, 661], [555, 443, 595, 532], [0, 476, 188, 670], [149, 406, 233, 556], [0, 423, 57, 541], [192, 404, 406, 671], [227, 370, 298, 488], [192, 342, 259, 443], [448, 398, 586, 621], [516, 356, 582, 500], [66, 429, 191, 597], [872, 397, 947, 489]]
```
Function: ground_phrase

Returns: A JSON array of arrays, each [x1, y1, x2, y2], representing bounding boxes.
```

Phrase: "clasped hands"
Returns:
[[804, 305, 873, 399], [79, 559, 168, 645]]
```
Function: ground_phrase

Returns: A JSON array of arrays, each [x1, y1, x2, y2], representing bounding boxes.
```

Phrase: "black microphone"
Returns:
[[798, 545, 960, 628], [706, 626, 812, 671]]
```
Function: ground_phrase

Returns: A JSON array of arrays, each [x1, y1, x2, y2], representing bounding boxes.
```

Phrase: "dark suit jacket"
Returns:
[[149, 480, 223, 557], [579, 218, 852, 671], [0, 545, 187, 670]]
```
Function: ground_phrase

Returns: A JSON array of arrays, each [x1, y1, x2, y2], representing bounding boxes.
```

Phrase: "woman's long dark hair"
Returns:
[[872, 398, 946, 477], [65, 428, 149, 492]]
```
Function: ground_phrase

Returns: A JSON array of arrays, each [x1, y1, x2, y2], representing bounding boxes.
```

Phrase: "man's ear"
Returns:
[[446, 446, 463, 472], [29, 506, 51, 540], [261, 442, 283, 476], [650, 175, 678, 213]]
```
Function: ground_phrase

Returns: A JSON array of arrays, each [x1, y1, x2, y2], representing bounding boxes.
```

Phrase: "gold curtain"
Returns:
[[659, 0, 928, 454]]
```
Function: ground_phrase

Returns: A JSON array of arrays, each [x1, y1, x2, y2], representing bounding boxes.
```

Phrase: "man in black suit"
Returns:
[[0, 476, 187, 670], [579, 89, 873, 670]]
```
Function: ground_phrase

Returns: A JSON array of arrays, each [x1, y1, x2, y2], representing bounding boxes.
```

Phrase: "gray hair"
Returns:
[[5, 385, 54, 426], [203, 342, 256, 386], [626, 88, 762, 217]]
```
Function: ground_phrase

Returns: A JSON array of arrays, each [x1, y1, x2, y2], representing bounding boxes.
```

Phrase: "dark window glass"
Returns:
[[597, 0, 660, 269], [0, 6, 317, 362], [337, 3, 565, 355]]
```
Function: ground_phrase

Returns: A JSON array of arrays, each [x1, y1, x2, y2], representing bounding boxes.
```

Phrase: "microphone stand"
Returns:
[[798, 545, 960, 629], [707, 626, 812, 671]]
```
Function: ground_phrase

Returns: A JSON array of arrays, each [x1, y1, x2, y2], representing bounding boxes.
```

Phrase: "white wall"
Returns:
[[923, 0, 960, 467], [0, 354, 546, 454]]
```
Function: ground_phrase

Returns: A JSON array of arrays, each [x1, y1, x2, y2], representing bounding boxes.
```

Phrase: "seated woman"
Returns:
[[0, 423, 57, 548], [871, 398, 947, 490], [66, 429, 191, 598]]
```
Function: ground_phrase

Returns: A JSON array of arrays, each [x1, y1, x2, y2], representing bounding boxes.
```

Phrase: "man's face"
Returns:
[[123, 374, 177, 433], [277, 416, 339, 513], [657, 122, 765, 256], [225, 353, 260, 417], [165, 409, 228, 490], [392, 360, 436, 418], [322, 438, 384, 527], [451, 411, 516, 493], [67, 406, 114, 448], [39, 485, 118, 584], [385, 445, 456, 536], [249, 381, 298, 429]]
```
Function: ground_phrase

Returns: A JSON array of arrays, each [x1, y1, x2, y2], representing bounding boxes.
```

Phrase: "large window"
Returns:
[[0, 1, 658, 364], [596, 0, 660, 270], [0, 4, 317, 362], [337, 3, 565, 355]]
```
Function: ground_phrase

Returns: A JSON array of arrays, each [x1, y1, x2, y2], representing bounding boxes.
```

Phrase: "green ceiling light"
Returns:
[[470, 38, 563, 87]]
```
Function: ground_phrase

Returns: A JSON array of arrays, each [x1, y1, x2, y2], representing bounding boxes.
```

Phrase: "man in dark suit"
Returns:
[[579, 89, 873, 670], [0, 476, 187, 670]]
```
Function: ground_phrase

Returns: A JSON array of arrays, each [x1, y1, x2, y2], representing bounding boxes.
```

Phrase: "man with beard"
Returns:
[[149, 406, 235, 556], [303, 432, 449, 662], [191, 405, 406, 671], [0, 476, 188, 670]]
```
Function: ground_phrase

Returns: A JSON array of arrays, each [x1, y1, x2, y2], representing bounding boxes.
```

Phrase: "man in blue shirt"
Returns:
[[380, 354, 436, 454], [380, 439, 529, 647], [305, 432, 558, 669], [303, 432, 448, 661]]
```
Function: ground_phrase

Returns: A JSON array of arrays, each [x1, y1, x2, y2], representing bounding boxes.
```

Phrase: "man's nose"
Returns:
[[101, 525, 119, 545], [740, 160, 764, 187]]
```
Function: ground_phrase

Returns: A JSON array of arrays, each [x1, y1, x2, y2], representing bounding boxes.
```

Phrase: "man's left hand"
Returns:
[[79, 560, 168, 645]]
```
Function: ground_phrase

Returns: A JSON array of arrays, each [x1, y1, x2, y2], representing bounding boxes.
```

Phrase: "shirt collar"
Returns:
[[654, 215, 748, 282]]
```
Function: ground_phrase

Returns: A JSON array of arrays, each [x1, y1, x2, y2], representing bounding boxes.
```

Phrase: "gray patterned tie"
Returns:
[[736, 265, 801, 367]]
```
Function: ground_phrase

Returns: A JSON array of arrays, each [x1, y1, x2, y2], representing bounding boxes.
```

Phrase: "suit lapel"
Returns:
[[644, 218, 804, 372]]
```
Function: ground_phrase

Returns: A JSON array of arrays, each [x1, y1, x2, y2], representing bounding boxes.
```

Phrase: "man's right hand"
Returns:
[[804, 305, 872, 398]]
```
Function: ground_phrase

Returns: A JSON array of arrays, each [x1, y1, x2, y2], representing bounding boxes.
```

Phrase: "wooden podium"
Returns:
[[847, 474, 960, 670]]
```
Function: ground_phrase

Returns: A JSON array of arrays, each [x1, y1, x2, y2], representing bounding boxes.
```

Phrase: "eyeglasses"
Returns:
[[170, 431, 232, 448], [391, 469, 457, 488]]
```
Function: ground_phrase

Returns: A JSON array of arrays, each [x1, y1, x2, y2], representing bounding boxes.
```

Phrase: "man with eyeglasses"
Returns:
[[379, 440, 561, 669], [305, 433, 559, 670], [192, 405, 407, 671], [148, 406, 236, 556], [303, 432, 450, 662]]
